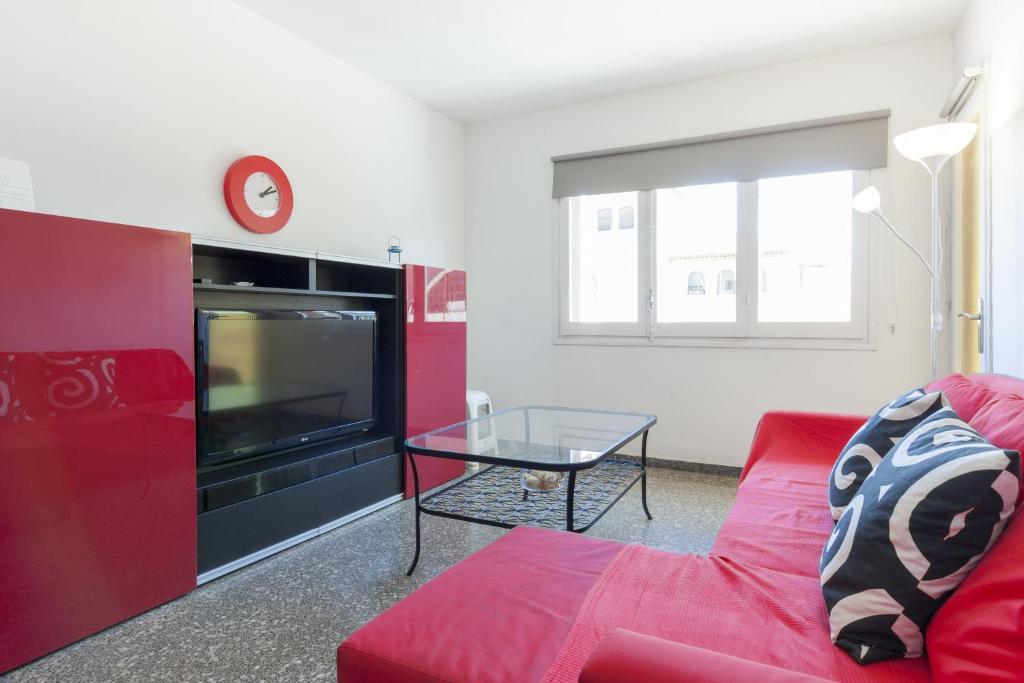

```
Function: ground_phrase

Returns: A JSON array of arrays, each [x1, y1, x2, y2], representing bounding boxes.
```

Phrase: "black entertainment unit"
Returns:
[[191, 243, 405, 578]]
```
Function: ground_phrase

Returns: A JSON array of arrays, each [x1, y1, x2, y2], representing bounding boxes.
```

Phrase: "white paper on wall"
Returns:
[[0, 158, 35, 211]]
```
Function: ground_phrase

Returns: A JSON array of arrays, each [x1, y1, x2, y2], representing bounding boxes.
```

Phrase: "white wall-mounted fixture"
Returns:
[[853, 122, 977, 380], [939, 66, 984, 120]]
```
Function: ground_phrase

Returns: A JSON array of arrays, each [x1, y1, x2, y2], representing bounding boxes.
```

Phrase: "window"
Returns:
[[559, 170, 868, 342], [656, 182, 736, 324], [686, 272, 705, 295], [618, 206, 635, 230], [717, 269, 736, 295], [565, 192, 641, 328], [757, 172, 852, 323]]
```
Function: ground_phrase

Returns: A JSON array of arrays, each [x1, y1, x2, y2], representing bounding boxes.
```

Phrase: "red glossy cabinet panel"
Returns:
[[0, 209, 196, 673], [404, 265, 467, 497]]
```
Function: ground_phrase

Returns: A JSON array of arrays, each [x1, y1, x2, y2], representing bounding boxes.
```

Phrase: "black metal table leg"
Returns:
[[406, 452, 422, 576], [566, 470, 577, 531], [641, 429, 652, 520]]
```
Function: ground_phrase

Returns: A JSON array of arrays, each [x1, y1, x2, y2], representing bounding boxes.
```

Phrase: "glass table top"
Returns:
[[405, 406, 656, 471]]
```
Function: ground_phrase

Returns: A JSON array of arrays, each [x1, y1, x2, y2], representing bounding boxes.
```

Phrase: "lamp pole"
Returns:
[[928, 173, 942, 381]]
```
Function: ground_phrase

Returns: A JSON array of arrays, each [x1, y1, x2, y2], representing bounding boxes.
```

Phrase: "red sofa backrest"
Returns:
[[926, 507, 1024, 683], [924, 374, 1024, 682], [927, 373, 1024, 455]]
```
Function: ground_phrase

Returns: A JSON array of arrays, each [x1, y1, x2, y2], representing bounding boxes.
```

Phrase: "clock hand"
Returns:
[[259, 186, 278, 198]]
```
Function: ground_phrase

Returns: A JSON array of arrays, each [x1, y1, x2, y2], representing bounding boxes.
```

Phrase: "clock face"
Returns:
[[243, 171, 281, 218], [223, 156, 293, 234]]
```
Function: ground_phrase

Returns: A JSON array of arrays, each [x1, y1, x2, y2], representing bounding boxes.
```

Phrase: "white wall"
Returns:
[[954, 0, 1024, 377], [0, 1, 464, 269], [465, 36, 955, 466]]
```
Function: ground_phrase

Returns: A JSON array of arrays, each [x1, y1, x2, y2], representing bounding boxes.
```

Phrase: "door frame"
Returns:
[[950, 60, 994, 373]]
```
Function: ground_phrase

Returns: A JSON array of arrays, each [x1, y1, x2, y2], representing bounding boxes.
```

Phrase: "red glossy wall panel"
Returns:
[[0, 209, 196, 673], [404, 264, 467, 497]]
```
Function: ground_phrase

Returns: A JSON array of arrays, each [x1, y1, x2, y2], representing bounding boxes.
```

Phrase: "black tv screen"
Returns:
[[196, 309, 376, 467]]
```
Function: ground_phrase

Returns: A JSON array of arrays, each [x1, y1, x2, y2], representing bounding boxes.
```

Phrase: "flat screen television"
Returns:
[[196, 309, 377, 467]]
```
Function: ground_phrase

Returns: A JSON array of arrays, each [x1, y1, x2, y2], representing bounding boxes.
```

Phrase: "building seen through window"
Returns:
[[686, 271, 705, 295], [618, 206, 634, 230], [717, 269, 736, 294]]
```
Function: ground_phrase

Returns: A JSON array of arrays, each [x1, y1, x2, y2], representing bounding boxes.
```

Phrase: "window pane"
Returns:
[[618, 206, 634, 230], [716, 269, 736, 294], [655, 182, 737, 323], [687, 271, 705, 295], [568, 192, 639, 323], [757, 171, 853, 322]]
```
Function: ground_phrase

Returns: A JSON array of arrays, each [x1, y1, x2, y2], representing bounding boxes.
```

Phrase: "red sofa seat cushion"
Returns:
[[336, 526, 621, 683], [542, 544, 929, 683], [711, 411, 866, 577], [710, 463, 834, 578], [579, 629, 834, 683], [926, 509, 1024, 683]]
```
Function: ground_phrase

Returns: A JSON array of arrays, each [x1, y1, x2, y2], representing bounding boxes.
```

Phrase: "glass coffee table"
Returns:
[[404, 406, 656, 574]]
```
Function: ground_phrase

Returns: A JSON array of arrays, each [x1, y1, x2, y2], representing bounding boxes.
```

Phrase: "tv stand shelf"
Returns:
[[312, 288, 395, 299], [193, 283, 397, 300], [197, 431, 398, 507], [192, 243, 401, 298], [191, 241, 406, 579]]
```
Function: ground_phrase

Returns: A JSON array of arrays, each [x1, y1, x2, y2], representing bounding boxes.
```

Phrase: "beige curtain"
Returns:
[[958, 116, 983, 374]]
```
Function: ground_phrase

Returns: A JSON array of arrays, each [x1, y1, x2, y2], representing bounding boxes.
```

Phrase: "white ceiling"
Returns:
[[233, 0, 969, 123]]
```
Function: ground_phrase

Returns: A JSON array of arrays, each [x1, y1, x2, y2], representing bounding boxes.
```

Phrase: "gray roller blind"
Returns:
[[551, 110, 889, 198]]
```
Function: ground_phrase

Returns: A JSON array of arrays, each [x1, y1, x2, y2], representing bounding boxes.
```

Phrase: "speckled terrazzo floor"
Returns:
[[3, 467, 738, 683]]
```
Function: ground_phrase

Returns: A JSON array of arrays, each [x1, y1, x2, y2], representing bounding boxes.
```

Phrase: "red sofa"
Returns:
[[337, 374, 1024, 682]]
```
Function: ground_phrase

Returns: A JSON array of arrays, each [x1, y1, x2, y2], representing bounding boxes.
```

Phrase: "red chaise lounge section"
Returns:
[[337, 374, 1024, 682], [337, 527, 623, 682]]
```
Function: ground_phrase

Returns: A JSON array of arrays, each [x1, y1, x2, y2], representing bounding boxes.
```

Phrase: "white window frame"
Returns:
[[558, 193, 651, 337], [557, 171, 871, 347]]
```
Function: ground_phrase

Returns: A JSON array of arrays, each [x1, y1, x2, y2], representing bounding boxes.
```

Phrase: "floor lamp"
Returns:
[[851, 122, 977, 380]]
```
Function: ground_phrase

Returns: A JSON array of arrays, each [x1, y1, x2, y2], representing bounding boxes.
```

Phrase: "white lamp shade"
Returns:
[[893, 122, 978, 174], [851, 186, 882, 214]]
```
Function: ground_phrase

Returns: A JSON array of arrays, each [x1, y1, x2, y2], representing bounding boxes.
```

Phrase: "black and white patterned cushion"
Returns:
[[829, 388, 949, 522], [820, 407, 1020, 664]]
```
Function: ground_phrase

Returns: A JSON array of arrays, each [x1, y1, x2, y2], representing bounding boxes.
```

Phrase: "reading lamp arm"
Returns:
[[871, 210, 935, 277]]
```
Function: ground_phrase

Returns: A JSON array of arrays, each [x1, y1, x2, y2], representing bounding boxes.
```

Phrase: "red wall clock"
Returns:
[[223, 155, 293, 234]]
